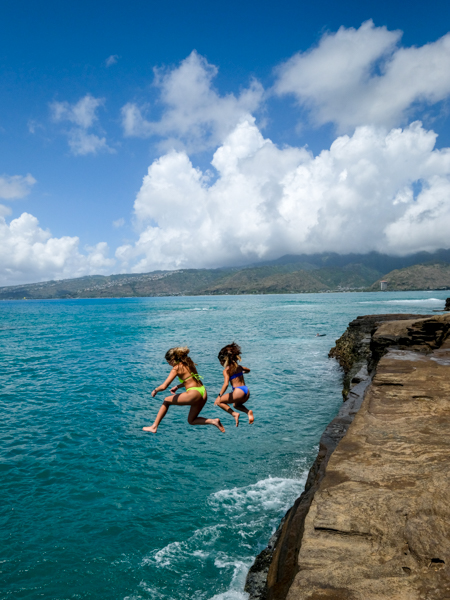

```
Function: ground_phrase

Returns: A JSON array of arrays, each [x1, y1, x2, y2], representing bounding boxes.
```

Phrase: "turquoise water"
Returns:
[[1, 291, 447, 600]]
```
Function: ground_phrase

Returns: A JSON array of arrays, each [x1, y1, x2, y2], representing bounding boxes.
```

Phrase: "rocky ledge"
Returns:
[[246, 311, 450, 600]]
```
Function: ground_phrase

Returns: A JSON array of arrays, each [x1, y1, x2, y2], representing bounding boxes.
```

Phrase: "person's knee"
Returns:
[[187, 414, 195, 425]]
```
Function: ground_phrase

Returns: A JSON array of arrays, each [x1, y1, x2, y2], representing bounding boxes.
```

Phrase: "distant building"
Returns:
[[380, 281, 388, 291]]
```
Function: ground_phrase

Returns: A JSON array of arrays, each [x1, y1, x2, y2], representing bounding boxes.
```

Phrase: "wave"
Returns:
[[208, 476, 306, 515], [208, 591, 249, 600], [142, 524, 224, 570], [359, 298, 444, 305], [139, 476, 306, 600]]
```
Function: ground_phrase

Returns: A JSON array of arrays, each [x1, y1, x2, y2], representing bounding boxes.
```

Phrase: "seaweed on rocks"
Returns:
[[328, 314, 421, 399]]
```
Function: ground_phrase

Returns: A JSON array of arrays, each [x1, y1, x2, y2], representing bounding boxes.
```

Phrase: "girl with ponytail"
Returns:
[[143, 347, 225, 434], [215, 343, 253, 427]]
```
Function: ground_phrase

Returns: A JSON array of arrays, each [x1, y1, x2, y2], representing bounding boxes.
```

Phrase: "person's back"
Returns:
[[215, 342, 253, 426], [228, 364, 246, 387]]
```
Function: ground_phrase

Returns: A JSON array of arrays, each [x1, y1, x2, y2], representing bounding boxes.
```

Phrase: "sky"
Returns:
[[2, 0, 450, 285]]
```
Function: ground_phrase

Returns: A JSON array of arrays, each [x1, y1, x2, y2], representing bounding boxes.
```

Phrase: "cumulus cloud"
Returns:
[[115, 118, 450, 272], [0, 212, 115, 286], [121, 51, 264, 151], [50, 94, 113, 155], [0, 173, 36, 200], [274, 20, 450, 132]]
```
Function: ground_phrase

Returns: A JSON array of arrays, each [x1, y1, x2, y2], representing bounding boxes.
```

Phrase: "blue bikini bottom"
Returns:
[[232, 385, 249, 396]]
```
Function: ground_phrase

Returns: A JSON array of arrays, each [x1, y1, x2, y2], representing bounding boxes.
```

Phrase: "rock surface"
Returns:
[[246, 313, 450, 600], [328, 314, 423, 399]]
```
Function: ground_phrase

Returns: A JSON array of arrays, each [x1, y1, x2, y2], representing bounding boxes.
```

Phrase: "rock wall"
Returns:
[[246, 313, 450, 600]]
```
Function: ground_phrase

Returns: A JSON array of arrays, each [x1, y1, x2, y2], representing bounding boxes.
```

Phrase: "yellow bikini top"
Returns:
[[178, 373, 203, 384]]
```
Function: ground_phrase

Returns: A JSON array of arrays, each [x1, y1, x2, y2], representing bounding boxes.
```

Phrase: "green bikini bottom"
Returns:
[[186, 385, 206, 398]]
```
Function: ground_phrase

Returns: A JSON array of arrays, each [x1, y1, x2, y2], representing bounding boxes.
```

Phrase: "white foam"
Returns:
[[137, 582, 168, 598], [209, 554, 251, 600], [359, 298, 444, 305], [208, 592, 249, 600], [208, 476, 306, 515], [384, 298, 443, 304], [141, 476, 306, 599], [142, 524, 223, 568]]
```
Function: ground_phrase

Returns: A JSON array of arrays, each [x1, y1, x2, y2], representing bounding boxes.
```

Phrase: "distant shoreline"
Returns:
[[2, 252, 450, 299], [1, 287, 450, 301]]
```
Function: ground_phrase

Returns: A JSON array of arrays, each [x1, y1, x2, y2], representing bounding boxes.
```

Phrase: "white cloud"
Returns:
[[0, 212, 115, 286], [121, 51, 264, 151], [51, 94, 103, 128], [113, 218, 125, 228], [0, 204, 12, 217], [50, 94, 113, 155], [27, 120, 44, 134], [116, 118, 450, 272], [105, 54, 119, 67], [274, 20, 450, 132], [0, 173, 36, 200], [67, 129, 112, 156]]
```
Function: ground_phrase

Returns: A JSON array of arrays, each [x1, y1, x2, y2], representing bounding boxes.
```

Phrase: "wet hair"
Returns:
[[165, 346, 197, 373], [218, 342, 242, 368]]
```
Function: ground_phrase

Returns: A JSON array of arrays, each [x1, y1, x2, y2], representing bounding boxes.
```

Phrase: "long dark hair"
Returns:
[[218, 342, 241, 370]]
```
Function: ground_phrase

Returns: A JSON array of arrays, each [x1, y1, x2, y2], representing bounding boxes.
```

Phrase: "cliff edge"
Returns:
[[246, 312, 450, 600]]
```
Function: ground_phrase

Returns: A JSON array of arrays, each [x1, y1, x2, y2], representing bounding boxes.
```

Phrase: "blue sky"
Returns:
[[2, 0, 450, 284]]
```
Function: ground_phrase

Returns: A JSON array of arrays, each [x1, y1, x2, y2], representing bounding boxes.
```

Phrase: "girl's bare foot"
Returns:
[[212, 418, 225, 432], [248, 410, 254, 424], [143, 425, 158, 433], [233, 412, 239, 427]]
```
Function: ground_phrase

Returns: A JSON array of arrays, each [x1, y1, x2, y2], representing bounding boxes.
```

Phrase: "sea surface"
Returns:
[[1, 291, 447, 600]]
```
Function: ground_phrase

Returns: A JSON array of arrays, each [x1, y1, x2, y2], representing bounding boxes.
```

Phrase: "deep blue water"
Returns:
[[1, 291, 447, 600]]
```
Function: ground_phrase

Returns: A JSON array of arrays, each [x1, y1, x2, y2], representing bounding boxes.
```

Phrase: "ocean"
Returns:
[[1, 291, 447, 600]]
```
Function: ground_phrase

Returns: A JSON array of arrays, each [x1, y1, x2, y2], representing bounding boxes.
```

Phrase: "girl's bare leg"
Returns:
[[215, 400, 239, 427], [143, 390, 225, 433], [143, 400, 170, 433], [234, 402, 254, 424], [215, 390, 247, 427], [188, 399, 225, 432]]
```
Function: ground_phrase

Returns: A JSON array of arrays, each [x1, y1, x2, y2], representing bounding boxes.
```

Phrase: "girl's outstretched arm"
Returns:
[[151, 368, 178, 397], [241, 366, 250, 373]]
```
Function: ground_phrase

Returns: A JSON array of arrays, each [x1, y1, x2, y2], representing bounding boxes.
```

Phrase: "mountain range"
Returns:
[[2, 249, 450, 300]]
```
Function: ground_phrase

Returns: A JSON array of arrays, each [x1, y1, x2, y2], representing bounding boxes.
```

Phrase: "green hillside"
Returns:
[[0, 263, 382, 299], [370, 263, 450, 291], [2, 251, 450, 300]]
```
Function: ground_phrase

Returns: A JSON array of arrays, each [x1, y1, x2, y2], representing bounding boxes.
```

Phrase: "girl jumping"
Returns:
[[143, 347, 225, 434], [215, 342, 254, 427]]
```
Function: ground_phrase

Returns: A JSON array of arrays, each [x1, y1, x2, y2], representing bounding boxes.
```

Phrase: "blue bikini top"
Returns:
[[229, 370, 244, 381]]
